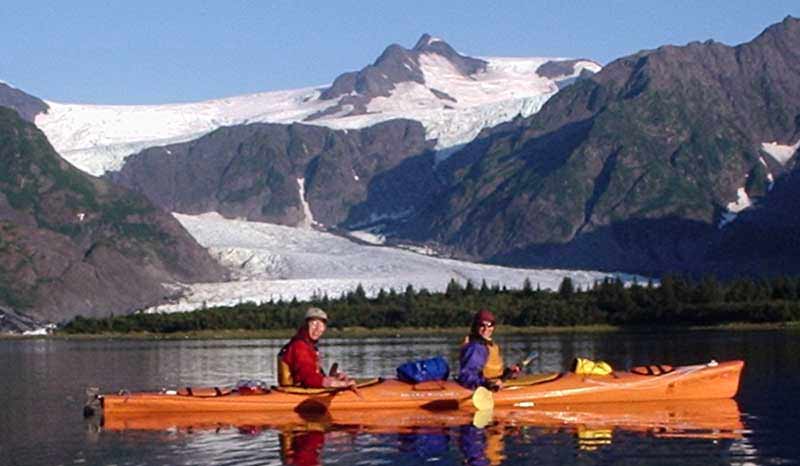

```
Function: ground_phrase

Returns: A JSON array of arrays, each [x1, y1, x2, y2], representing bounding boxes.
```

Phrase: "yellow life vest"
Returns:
[[277, 353, 294, 386], [483, 342, 504, 379]]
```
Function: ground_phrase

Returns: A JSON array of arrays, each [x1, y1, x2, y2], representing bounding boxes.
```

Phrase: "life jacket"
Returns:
[[277, 329, 323, 387], [463, 335, 504, 380], [277, 351, 294, 386], [483, 342, 504, 380]]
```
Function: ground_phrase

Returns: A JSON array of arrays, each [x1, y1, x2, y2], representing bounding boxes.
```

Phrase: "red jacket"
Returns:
[[279, 327, 325, 388]]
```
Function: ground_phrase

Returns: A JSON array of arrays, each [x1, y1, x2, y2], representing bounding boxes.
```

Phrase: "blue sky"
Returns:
[[2, 1, 798, 104]]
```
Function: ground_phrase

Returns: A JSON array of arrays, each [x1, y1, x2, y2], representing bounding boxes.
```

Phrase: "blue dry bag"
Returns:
[[396, 356, 450, 383]]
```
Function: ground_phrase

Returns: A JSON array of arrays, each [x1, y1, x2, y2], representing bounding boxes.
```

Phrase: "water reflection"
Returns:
[[4, 330, 799, 466], [96, 399, 744, 465]]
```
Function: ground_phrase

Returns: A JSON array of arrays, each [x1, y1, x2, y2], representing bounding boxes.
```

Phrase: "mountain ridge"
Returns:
[[29, 35, 599, 176], [0, 106, 227, 330], [398, 16, 800, 275]]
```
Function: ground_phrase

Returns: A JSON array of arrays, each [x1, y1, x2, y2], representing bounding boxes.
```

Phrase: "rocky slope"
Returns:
[[399, 16, 800, 276], [0, 82, 48, 122], [108, 119, 437, 227], [0, 106, 227, 330]]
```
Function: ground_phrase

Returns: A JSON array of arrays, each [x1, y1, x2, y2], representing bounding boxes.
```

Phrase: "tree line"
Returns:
[[60, 274, 800, 334]]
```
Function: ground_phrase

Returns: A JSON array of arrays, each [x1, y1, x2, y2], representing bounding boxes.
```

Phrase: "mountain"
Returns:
[[0, 106, 227, 331], [0, 82, 48, 122], [313, 33, 490, 117], [108, 119, 437, 227], [398, 16, 800, 276], [30, 35, 599, 176]]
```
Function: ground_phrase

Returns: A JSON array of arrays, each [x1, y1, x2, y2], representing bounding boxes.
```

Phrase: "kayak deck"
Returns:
[[98, 360, 743, 414]]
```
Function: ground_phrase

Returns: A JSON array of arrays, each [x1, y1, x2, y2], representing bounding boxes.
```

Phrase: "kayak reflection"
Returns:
[[99, 398, 743, 443]]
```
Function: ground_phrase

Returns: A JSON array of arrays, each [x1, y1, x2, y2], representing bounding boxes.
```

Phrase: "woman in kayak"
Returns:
[[457, 309, 519, 390], [277, 307, 355, 389]]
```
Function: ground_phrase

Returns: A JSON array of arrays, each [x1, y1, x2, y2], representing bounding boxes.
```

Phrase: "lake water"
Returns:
[[1, 329, 799, 466]]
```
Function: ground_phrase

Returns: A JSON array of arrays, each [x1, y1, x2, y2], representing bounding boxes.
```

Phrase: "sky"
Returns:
[[2, 1, 799, 105]]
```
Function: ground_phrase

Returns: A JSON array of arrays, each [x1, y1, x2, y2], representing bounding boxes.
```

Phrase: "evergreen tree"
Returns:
[[522, 277, 533, 295], [446, 278, 463, 297], [558, 276, 575, 299], [660, 274, 679, 311], [465, 279, 476, 295]]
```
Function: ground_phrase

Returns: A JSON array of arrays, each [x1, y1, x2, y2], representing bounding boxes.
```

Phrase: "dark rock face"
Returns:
[[310, 34, 487, 119], [0, 107, 227, 325], [399, 16, 800, 276], [536, 59, 598, 79], [109, 120, 437, 228], [0, 83, 49, 122]]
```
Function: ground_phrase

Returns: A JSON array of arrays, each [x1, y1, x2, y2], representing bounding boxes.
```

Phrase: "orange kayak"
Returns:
[[100, 399, 743, 440], [98, 360, 743, 414]]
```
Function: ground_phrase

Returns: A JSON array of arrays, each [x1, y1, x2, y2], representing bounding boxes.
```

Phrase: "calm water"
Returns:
[[1, 329, 799, 466]]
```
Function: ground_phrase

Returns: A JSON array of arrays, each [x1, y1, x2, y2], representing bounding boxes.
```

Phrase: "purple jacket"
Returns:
[[457, 340, 490, 389]]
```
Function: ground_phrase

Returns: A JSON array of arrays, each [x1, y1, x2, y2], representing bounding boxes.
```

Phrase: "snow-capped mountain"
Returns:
[[33, 34, 599, 176]]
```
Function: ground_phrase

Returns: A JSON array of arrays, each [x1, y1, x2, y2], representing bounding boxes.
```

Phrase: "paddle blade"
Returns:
[[472, 386, 494, 411], [472, 408, 494, 428]]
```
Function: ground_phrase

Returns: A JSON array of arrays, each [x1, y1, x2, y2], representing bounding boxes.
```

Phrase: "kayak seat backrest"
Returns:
[[503, 372, 561, 387], [631, 365, 675, 376], [177, 387, 237, 397], [273, 377, 382, 394]]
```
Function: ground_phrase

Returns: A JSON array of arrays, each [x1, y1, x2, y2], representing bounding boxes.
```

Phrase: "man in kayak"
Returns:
[[277, 307, 355, 389], [457, 309, 519, 391]]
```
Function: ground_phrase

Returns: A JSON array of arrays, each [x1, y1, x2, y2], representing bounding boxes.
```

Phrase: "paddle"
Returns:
[[329, 362, 362, 399], [502, 350, 539, 381], [471, 386, 494, 411], [518, 350, 540, 368], [348, 382, 364, 399]]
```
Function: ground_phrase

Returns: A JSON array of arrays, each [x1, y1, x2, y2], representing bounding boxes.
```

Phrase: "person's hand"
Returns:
[[486, 380, 503, 392], [510, 364, 521, 377]]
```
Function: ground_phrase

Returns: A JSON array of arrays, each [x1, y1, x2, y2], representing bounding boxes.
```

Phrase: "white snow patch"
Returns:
[[426, 36, 444, 46], [297, 178, 316, 229], [347, 230, 386, 245], [727, 187, 752, 213], [762, 140, 800, 165], [719, 187, 753, 228], [146, 212, 639, 313], [22, 324, 56, 336], [758, 156, 776, 190]]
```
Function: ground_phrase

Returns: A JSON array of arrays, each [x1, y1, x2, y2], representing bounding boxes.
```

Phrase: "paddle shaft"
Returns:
[[502, 350, 539, 381], [519, 350, 539, 368]]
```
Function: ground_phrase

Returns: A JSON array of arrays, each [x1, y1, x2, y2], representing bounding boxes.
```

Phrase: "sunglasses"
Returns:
[[479, 321, 495, 328]]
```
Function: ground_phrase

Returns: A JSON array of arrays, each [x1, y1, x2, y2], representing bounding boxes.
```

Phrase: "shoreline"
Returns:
[[2, 321, 797, 340]]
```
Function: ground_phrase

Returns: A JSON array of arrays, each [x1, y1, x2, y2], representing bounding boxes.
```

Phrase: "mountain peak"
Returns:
[[412, 33, 445, 51], [319, 34, 487, 105]]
